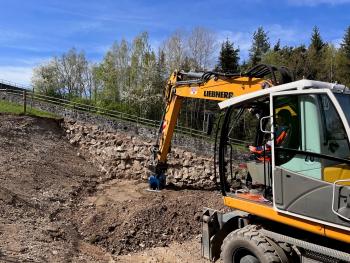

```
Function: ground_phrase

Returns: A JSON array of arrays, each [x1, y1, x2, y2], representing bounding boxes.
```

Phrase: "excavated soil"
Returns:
[[0, 114, 225, 262]]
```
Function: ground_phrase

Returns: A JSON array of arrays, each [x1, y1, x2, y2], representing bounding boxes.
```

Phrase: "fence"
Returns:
[[0, 87, 216, 140], [0, 82, 251, 147]]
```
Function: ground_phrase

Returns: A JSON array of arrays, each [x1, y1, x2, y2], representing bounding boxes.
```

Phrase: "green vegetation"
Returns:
[[30, 25, 350, 137], [216, 38, 240, 73], [0, 100, 59, 119]]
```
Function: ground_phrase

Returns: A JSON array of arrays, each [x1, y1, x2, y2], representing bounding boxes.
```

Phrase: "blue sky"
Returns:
[[0, 0, 349, 85]]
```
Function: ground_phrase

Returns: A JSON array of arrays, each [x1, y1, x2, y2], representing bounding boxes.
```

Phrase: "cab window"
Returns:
[[274, 94, 350, 182]]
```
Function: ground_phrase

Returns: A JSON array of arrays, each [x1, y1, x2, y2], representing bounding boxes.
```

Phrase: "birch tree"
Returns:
[[162, 30, 187, 73], [188, 27, 216, 70]]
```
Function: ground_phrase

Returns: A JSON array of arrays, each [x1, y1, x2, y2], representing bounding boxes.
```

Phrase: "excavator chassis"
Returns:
[[201, 208, 249, 261], [201, 208, 350, 262]]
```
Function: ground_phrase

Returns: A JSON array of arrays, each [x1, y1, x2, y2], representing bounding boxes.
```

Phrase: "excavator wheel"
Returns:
[[220, 225, 282, 263]]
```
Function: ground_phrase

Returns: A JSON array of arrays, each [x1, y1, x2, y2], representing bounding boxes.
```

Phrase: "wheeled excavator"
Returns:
[[150, 64, 350, 262]]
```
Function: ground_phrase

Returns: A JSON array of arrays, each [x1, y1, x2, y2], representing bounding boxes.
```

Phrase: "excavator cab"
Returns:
[[202, 80, 350, 262], [218, 80, 350, 224], [272, 88, 350, 225]]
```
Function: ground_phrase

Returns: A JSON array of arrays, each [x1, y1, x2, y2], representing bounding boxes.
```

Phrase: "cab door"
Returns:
[[271, 90, 350, 228]]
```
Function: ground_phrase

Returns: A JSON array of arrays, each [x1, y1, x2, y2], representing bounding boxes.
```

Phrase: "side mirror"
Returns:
[[260, 115, 273, 134]]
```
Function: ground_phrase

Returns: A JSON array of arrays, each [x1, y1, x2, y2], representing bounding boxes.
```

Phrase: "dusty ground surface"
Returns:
[[0, 114, 225, 262]]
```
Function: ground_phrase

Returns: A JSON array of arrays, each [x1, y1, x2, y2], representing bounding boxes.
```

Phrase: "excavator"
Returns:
[[150, 64, 350, 262]]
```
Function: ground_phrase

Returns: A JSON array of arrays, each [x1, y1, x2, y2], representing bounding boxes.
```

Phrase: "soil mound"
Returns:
[[0, 114, 224, 262]]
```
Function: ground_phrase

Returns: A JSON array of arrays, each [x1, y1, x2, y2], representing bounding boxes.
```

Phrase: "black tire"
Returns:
[[221, 225, 281, 263]]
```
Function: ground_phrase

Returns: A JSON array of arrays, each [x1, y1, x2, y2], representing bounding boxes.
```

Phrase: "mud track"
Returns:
[[0, 114, 225, 262]]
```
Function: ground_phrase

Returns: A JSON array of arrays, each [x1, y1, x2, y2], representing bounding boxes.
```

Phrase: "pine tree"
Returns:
[[249, 27, 270, 66], [310, 26, 325, 52], [273, 39, 281, 52], [340, 26, 350, 59], [335, 26, 350, 86], [217, 39, 240, 73], [307, 26, 327, 80]]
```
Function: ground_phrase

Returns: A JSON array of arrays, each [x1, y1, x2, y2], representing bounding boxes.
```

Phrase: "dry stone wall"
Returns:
[[63, 119, 226, 189]]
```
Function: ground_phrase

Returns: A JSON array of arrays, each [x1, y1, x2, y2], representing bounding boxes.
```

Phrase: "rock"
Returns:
[[183, 160, 190, 167], [182, 169, 190, 180], [103, 146, 118, 157], [190, 174, 197, 180], [120, 152, 130, 160], [134, 160, 142, 171], [116, 146, 125, 152], [174, 172, 182, 180], [118, 161, 126, 170], [115, 139, 123, 146], [135, 153, 147, 160], [100, 165, 108, 174], [204, 168, 212, 175], [184, 152, 193, 159]]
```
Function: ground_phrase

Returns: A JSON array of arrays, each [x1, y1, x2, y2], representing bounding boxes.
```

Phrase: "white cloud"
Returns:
[[0, 66, 33, 87], [288, 0, 350, 6]]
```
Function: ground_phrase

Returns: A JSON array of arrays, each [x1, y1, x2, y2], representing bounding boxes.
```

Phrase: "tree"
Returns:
[[306, 26, 327, 80], [94, 39, 131, 104], [273, 40, 281, 52], [286, 45, 309, 79], [216, 38, 240, 73], [57, 48, 89, 98], [335, 26, 350, 86], [262, 45, 308, 80], [249, 27, 270, 66], [148, 49, 167, 119], [340, 26, 350, 58], [323, 44, 337, 82], [32, 60, 62, 97], [188, 27, 216, 71], [32, 48, 90, 98], [95, 43, 122, 103], [310, 26, 325, 52], [127, 32, 162, 117], [162, 30, 187, 74]]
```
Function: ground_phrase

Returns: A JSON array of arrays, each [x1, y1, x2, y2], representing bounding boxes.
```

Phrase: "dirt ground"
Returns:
[[0, 114, 225, 263]]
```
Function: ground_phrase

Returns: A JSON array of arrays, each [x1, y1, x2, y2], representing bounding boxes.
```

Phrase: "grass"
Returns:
[[0, 100, 60, 119]]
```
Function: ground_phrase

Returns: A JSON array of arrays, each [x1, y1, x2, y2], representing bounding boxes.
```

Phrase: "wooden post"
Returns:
[[23, 90, 27, 114], [31, 87, 34, 110]]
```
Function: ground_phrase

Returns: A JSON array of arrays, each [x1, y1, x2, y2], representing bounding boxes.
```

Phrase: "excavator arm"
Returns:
[[149, 64, 293, 189]]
